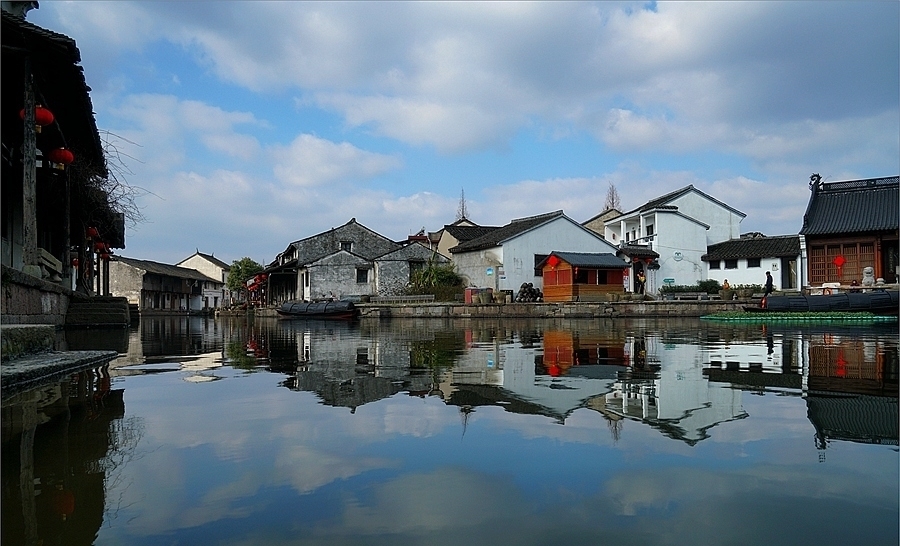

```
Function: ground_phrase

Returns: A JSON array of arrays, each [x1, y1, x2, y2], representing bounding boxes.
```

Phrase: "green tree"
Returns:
[[408, 259, 465, 302], [227, 257, 264, 295]]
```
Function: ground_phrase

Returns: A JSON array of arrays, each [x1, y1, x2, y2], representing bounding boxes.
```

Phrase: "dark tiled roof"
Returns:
[[800, 176, 899, 236], [114, 256, 220, 283], [702, 235, 800, 261], [444, 224, 498, 242], [539, 252, 626, 269], [618, 245, 660, 259], [611, 185, 745, 219], [182, 251, 231, 270], [450, 211, 565, 252]]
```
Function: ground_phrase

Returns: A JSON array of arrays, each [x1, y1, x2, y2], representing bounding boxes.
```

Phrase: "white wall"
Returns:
[[453, 247, 503, 290], [707, 257, 790, 290], [500, 217, 618, 292], [668, 192, 743, 244], [651, 213, 709, 290]]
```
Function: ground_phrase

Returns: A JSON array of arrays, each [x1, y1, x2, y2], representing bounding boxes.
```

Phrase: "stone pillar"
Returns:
[[22, 58, 41, 279]]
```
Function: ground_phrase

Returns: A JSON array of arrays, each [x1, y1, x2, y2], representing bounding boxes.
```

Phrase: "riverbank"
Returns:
[[254, 299, 748, 319]]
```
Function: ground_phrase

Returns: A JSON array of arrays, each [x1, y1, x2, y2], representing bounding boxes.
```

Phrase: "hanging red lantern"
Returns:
[[20, 104, 54, 133], [86, 226, 99, 238], [47, 147, 75, 169], [547, 255, 560, 268], [100, 252, 110, 260], [94, 241, 106, 252], [71, 258, 79, 268]]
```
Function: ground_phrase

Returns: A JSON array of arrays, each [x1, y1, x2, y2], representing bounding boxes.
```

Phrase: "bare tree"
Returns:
[[604, 182, 621, 211], [456, 188, 469, 221]]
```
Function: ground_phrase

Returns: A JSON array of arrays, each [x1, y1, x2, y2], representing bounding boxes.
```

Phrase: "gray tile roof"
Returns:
[[800, 176, 899, 236], [443, 224, 498, 242], [114, 256, 221, 283], [450, 211, 565, 253], [702, 235, 800, 261], [618, 245, 660, 259], [609, 185, 745, 220], [539, 252, 626, 269]]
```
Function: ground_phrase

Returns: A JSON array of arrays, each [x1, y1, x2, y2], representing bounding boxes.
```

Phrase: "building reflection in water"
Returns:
[[2, 317, 896, 544], [1, 367, 135, 546]]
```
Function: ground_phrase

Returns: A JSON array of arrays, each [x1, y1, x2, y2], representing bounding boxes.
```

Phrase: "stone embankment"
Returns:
[[0, 324, 117, 395], [253, 299, 747, 319]]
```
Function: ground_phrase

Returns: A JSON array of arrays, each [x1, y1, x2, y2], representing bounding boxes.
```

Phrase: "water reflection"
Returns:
[[2, 316, 897, 545]]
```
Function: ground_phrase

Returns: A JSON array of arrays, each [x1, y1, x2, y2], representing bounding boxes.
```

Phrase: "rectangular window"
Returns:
[[574, 268, 589, 284], [709, 260, 721, 270], [747, 258, 761, 268], [646, 225, 654, 237], [356, 268, 368, 283], [534, 254, 548, 276], [340, 241, 352, 252], [724, 259, 738, 270]]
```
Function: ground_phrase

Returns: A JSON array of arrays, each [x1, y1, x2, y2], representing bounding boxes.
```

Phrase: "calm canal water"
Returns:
[[3, 315, 898, 546]]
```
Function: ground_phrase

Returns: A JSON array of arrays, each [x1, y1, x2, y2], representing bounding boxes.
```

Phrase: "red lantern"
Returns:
[[94, 241, 106, 252], [71, 258, 79, 268], [20, 104, 54, 133], [547, 255, 560, 268], [86, 227, 99, 238], [100, 253, 110, 260], [833, 256, 845, 267], [47, 147, 75, 169]]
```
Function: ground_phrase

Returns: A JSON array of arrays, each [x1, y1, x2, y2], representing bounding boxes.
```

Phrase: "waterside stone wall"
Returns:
[[351, 300, 744, 319], [1, 265, 71, 326]]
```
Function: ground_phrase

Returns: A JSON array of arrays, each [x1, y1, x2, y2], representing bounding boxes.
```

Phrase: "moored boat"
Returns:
[[276, 300, 358, 320], [746, 290, 899, 316]]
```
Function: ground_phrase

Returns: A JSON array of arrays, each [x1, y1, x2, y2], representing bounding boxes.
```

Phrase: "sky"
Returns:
[[27, 1, 900, 266]]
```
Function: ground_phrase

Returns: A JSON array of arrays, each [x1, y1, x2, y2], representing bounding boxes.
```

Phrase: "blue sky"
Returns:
[[28, 1, 899, 265]]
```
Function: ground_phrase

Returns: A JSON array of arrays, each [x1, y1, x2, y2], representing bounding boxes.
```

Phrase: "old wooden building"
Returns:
[[799, 175, 899, 286], [539, 251, 627, 302]]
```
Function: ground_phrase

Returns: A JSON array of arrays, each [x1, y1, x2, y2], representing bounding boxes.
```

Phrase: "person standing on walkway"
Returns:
[[762, 271, 774, 307], [637, 271, 646, 294]]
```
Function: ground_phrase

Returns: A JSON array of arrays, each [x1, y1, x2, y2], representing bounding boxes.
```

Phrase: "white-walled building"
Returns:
[[702, 234, 801, 291], [449, 211, 619, 293], [176, 251, 234, 307], [603, 185, 746, 293]]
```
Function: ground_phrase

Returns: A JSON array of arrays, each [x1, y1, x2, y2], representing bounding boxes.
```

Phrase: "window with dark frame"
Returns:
[[747, 258, 761, 268], [356, 268, 368, 283], [724, 259, 738, 270], [340, 241, 352, 252], [709, 260, 721, 269], [534, 254, 548, 276]]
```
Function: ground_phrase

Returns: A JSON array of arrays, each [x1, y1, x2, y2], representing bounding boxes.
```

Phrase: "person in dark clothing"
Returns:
[[764, 271, 774, 297]]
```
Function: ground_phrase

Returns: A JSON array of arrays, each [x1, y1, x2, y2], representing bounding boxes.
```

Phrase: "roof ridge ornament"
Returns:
[[809, 173, 822, 190]]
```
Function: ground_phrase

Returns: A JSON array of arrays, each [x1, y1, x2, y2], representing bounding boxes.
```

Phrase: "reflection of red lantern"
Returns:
[[20, 104, 54, 133], [51, 486, 75, 520], [47, 147, 75, 169]]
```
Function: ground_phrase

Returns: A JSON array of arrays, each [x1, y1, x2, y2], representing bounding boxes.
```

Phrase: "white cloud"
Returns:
[[270, 134, 401, 187]]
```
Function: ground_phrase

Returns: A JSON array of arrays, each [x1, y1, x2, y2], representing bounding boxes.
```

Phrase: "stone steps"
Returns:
[[66, 296, 131, 327]]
